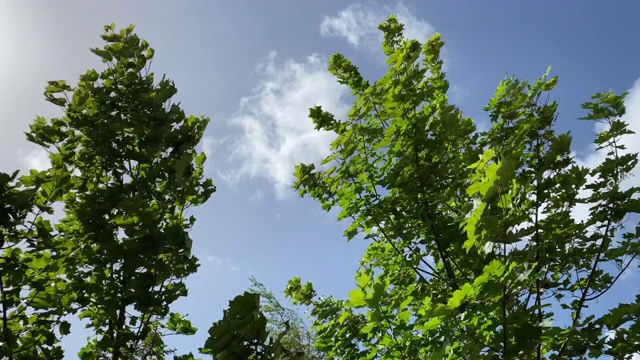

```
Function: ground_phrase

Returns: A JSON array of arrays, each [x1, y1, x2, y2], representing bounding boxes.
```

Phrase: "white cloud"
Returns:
[[206, 255, 223, 266], [224, 51, 350, 198], [320, 2, 435, 51], [21, 148, 51, 172], [220, 5, 441, 198], [206, 255, 239, 271]]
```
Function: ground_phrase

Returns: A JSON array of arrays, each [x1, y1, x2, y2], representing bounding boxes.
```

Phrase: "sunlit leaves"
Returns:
[[346, 289, 367, 308], [286, 15, 640, 360]]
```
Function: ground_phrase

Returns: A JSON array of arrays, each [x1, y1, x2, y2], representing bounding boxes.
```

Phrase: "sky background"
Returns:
[[1, 1, 640, 358]]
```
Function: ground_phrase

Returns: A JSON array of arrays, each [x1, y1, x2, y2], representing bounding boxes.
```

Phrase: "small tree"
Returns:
[[201, 291, 305, 360], [248, 277, 323, 359], [286, 16, 640, 359]]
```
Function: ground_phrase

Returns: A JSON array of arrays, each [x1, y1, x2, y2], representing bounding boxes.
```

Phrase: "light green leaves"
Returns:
[[346, 289, 366, 308], [286, 14, 640, 360], [45, 80, 72, 94], [447, 283, 475, 309]]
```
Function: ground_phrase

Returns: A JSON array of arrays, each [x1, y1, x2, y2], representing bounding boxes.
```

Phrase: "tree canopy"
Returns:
[[286, 16, 640, 360], [3, 23, 214, 359], [1, 14, 639, 360]]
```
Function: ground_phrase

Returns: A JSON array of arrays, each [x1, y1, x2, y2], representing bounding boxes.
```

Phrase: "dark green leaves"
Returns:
[[15, 23, 216, 359], [167, 313, 198, 336], [201, 292, 298, 360]]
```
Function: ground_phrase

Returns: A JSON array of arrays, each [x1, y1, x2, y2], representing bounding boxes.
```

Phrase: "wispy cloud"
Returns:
[[206, 255, 223, 266], [220, 51, 350, 198], [320, 2, 435, 51], [214, 3, 440, 199], [206, 255, 239, 271]]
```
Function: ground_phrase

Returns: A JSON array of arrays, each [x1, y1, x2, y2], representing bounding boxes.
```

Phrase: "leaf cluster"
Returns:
[[287, 16, 640, 360]]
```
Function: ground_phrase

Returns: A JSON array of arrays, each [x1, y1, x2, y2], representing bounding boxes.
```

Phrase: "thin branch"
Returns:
[[585, 254, 637, 302]]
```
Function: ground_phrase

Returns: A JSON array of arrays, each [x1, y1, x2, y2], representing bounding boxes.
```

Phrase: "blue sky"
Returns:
[[1, 1, 640, 357]]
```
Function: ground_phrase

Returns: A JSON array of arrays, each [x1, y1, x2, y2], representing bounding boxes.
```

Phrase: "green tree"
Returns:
[[247, 277, 323, 359], [286, 16, 640, 359], [25, 23, 215, 359], [201, 292, 303, 360]]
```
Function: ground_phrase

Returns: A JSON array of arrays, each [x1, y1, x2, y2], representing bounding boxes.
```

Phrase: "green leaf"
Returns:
[[448, 283, 474, 309], [59, 321, 71, 336], [417, 317, 440, 331], [346, 289, 366, 308]]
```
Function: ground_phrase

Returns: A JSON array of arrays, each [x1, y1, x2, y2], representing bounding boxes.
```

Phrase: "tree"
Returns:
[[200, 278, 322, 360], [247, 277, 322, 359], [23, 23, 215, 359], [286, 16, 640, 359], [201, 292, 293, 360]]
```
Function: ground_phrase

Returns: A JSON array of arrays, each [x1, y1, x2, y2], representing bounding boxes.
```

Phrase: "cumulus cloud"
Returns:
[[320, 2, 435, 51], [221, 51, 350, 198], [218, 4, 439, 198]]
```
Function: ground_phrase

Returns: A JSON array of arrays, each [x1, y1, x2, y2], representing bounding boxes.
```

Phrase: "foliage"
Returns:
[[1, 23, 215, 359], [201, 292, 304, 360], [247, 277, 323, 359], [286, 16, 640, 359], [2, 13, 639, 360], [0, 168, 69, 359]]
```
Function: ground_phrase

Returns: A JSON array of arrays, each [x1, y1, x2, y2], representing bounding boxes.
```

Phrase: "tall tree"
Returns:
[[286, 16, 640, 359], [26, 24, 215, 359]]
